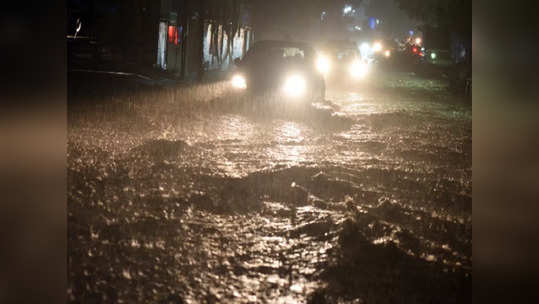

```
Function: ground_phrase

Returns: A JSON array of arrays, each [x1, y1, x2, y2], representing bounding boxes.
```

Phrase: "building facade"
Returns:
[[66, 0, 253, 81], [156, 0, 254, 80]]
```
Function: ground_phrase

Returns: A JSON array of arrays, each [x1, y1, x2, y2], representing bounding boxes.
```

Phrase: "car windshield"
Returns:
[[327, 48, 358, 61], [246, 44, 314, 65]]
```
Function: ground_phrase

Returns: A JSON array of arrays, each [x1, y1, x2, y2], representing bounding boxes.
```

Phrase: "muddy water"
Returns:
[[68, 71, 471, 303]]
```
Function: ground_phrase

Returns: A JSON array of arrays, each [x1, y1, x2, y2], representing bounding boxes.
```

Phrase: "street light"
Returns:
[[321, 11, 326, 22]]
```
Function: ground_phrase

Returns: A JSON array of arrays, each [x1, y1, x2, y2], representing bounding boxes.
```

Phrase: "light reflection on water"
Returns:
[[68, 75, 471, 303]]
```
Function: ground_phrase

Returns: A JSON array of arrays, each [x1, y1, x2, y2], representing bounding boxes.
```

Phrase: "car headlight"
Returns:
[[316, 55, 330, 75], [384, 50, 391, 57], [430, 52, 437, 60], [231, 74, 247, 89], [349, 60, 369, 79], [373, 42, 383, 52], [283, 74, 306, 98], [360, 42, 371, 54]]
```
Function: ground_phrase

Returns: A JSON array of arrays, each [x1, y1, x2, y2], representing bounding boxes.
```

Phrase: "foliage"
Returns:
[[393, 0, 471, 36]]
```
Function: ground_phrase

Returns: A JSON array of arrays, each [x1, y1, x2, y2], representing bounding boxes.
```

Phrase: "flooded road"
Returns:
[[68, 70, 471, 303]]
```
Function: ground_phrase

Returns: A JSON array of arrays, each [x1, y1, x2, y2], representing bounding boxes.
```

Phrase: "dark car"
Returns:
[[315, 40, 367, 83], [230, 40, 325, 103]]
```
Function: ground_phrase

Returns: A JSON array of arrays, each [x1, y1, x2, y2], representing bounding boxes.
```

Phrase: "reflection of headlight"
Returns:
[[316, 55, 330, 75], [283, 75, 306, 98], [384, 50, 391, 57], [231, 74, 247, 89], [373, 42, 383, 52], [349, 61, 369, 79]]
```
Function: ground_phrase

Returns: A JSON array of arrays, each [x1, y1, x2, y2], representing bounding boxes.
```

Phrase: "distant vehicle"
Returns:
[[357, 37, 398, 66], [372, 38, 398, 63], [424, 49, 453, 67], [398, 42, 424, 65], [230, 40, 325, 103], [315, 40, 368, 83]]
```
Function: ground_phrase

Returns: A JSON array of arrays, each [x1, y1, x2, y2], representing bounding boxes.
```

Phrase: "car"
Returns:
[[230, 40, 325, 104], [372, 38, 398, 63], [315, 40, 368, 83], [424, 49, 453, 67]]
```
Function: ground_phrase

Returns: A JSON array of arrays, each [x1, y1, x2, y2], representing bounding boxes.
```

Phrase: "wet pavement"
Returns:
[[68, 69, 471, 303]]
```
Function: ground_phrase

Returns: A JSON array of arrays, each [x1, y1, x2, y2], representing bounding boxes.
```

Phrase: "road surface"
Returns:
[[68, 68, 471, 303]]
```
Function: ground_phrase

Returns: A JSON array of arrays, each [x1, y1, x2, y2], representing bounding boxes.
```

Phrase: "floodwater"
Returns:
[[68, 69, 471, 303]]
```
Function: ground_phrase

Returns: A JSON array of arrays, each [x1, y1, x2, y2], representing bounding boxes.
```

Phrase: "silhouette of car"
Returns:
[[230, 40, 325, 103], [315, 40, 368, 83]]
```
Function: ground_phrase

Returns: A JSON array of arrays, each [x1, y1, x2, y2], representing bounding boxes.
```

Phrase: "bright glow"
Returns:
[[349, 60, 369, 79], [373, 41, 383, 52], [231, 74, 247, 89], [316, 55, 330, 75], [376, 19, 380, 24], [421, 47, 425, 51], [384, 50, 391, 57], [283, 75, 306, 98], [360, 42, 370, 54], [415, 37, 422, 45], [431, 52, 437, 60], [412, 47, 418, 54], [343, 5, 352, 14]]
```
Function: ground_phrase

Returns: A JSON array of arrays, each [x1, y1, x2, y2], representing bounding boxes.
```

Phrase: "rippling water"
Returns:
[[68, 70, 471, 303]]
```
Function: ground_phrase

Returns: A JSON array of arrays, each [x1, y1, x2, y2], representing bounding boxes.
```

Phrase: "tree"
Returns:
[[393, 0, 470, 37]]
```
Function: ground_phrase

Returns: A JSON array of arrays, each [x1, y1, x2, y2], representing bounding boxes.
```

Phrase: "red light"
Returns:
[[412, 47, 418, 53], [168, 26, 174, 43], [168, 26, 179, 45]]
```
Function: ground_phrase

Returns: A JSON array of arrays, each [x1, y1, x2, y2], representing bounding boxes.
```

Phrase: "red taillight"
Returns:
[[412, 47, 418, 53]]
